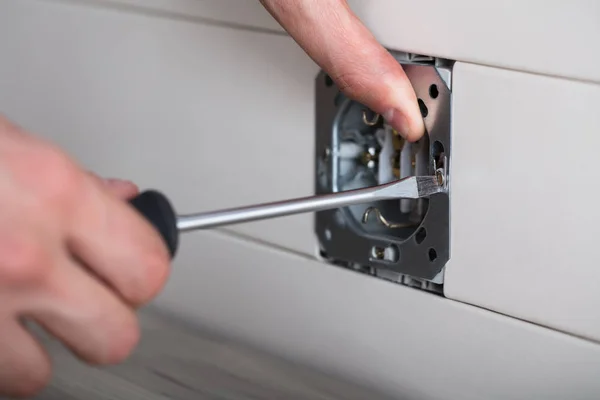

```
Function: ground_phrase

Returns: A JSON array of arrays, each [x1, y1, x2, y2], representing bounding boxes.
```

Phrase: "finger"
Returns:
[[102, 178, 139, 199], [0, 317, 51, 398], [66, 176, 170, 307], [260, 0, 424, 141], [87, 172, 139, 199], [24, 256, 140, 365]]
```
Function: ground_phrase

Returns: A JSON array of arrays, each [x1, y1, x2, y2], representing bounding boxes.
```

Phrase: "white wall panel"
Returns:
[[89, 0, 284, 32], [446, 62, 600, 342], [0, 0, 319, 255], [59, 0, 600, 83], [360, 0, 600, 83], [157, 229, 600, 400]]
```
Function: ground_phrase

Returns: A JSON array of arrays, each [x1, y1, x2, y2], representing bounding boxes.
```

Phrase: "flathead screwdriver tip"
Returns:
[[416, 174, 447, 198]]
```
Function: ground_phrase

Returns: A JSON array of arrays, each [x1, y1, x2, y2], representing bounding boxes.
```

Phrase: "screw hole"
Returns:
[[415, 228, 427, 244], [428, 248, 438, 262], [334, 92, 343, 107], [418, 99, 428, 118], [429, 84, 439, 99], [371, 245, 399, 263], [325, 74, 334, 87], [371, 246, 382, 259], [432, 140, 445, 165], [334, 210, 346, 227]]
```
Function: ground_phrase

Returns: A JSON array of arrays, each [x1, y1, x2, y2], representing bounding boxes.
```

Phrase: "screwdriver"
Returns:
[[128, 175, 446, 258]]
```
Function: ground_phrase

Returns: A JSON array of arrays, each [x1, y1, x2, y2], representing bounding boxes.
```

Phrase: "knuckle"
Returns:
[[10, 364, 51, 398], [0, 236, 50, 285], [103, 314, 140, 365], [127, 247, 170, 306], [333, 55, 406, 111], [335, 71, 376, 107], [45, 151, 80, 190], [33, 148, 82, 205], [5, 349, 51, 398], [334, 71, 360, 95]]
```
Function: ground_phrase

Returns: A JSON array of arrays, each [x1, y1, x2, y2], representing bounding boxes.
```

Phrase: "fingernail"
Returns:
[[383, 108, 412, 139], [102, 178, 139, 199], [105, 178, 127, 185], [104, 178, 137, 189]]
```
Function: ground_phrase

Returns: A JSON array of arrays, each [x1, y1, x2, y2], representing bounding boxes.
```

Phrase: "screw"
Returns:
[[372, 246, 385, 260], [435, 169, 445, 186]]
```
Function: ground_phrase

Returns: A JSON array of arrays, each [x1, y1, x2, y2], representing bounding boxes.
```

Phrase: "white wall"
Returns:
[[100, 0, 600, 83], [446, 62, 600, 343], [2, 1, 600, 399]]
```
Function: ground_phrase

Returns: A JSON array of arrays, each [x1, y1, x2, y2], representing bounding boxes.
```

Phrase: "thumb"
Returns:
[[260, 0, 425, 141]]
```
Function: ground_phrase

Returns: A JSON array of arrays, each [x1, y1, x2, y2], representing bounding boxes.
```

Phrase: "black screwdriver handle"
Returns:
[[129, 190, 179, 258]]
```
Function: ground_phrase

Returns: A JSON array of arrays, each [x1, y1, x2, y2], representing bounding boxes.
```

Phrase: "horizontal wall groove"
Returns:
[[38, 0, 288, 36]]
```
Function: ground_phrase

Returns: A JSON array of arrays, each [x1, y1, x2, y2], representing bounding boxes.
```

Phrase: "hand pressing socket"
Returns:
[[260, 0, 426, 141]]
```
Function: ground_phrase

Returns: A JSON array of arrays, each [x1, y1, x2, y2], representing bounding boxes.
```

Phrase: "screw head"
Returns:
[[435, 169, 445, 186]]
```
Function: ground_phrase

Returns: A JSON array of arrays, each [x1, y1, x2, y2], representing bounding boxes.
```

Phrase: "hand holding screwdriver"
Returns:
[[0, 1, 426, 397]]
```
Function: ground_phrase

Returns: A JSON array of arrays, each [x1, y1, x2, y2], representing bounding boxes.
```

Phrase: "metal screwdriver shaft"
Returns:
[[129, 175, 445, 258], [176, 175, 443, 231]]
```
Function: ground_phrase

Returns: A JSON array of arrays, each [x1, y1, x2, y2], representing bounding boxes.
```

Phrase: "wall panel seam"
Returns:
[[36, 0, 288, 36]]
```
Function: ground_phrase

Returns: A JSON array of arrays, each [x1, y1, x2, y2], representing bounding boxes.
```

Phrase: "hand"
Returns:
[[0, 116, 171, 397], [260, 0, 425, 141]]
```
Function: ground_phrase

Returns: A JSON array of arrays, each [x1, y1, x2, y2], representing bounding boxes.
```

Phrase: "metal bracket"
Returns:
[[315, 51, 453, 286]]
